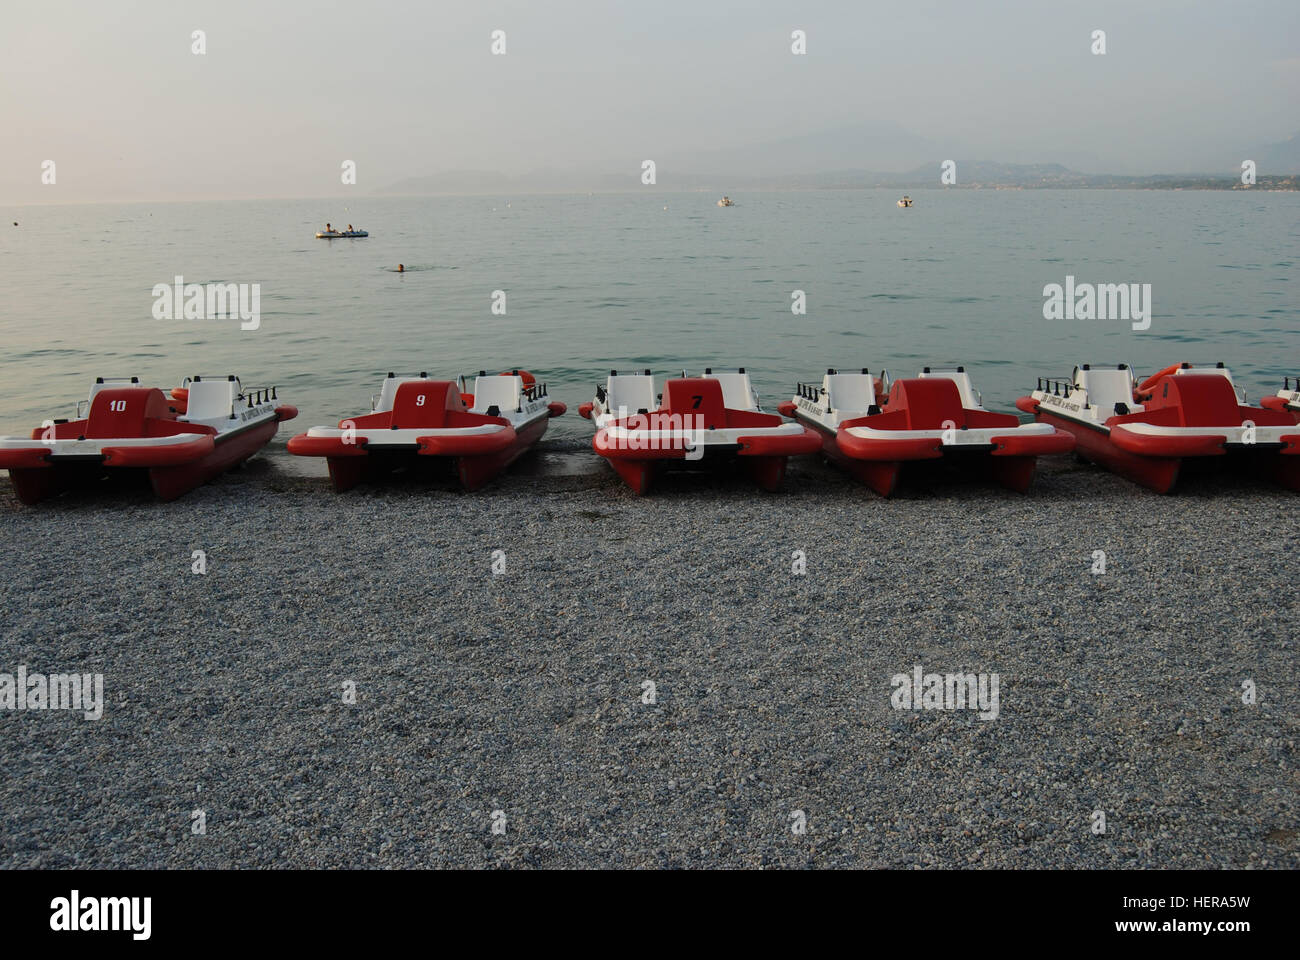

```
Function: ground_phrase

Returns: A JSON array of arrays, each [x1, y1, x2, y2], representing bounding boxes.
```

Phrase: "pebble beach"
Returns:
[[1, 443, 1296, 869]]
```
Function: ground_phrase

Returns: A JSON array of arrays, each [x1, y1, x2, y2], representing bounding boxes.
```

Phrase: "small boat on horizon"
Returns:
[[1017, 362, 1300, 492], [287, 370, 564, 491], [0, 375, 296, 503], [579, 367, 820, 494], [779, 366, 1072, 496]]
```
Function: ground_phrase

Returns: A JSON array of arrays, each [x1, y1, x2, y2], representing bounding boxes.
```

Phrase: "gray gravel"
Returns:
[[1, 441, 1296, 869]]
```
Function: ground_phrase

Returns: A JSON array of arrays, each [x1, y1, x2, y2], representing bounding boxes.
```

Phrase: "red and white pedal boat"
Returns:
[[287, 370, 565, 491], [578, 367, 820, 494], [1260, 376, 1300, 423], [778, 366, 1073, 496], [1017, 362, 1300, 493], [0, 375, 296, 504]]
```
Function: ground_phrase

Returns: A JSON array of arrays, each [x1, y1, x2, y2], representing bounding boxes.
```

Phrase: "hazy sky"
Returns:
[[4, 0, 1298, 202]]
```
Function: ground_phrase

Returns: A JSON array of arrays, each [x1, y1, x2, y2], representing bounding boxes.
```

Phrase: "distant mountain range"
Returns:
[[378, 164, 1298, 194], [378, 124, 1300, 195], [1252, 131, 1300, 174]]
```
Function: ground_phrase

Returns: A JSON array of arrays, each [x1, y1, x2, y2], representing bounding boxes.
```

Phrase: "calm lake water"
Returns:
[[1, 190, 1295, 440]]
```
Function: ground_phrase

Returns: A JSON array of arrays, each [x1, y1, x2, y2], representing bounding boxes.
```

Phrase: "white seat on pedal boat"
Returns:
[[708, 372, 758, 411], [87, 378, 140, 407], [184, 379, 239, 421], [472, 375, 522, 414], [606, 374, 656, 415], [824, 373, 875, 416], [1076, 367, 1137, 416]]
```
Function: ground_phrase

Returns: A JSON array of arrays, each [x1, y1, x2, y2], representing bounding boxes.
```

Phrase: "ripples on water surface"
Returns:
[[1, 190, 1295, 439]]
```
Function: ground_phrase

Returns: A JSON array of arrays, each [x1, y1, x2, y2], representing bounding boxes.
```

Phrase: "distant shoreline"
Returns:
[[377, 180, 1299, 194], [376, 167, 1300, 196], [8, 181, 1300, 207]]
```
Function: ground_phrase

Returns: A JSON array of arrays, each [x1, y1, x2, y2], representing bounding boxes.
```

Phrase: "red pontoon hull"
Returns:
[[1032, 408, 1183, 493], [806, 420, 907, 496], [1260, 396, 1300, 423], [3, 411, 292, 505], [592, 427, 821, 494], [590, 377, 821, 494], [288, 375, 558, 492], [298, 416, 549, 493], [794, 375, 1073, 497], [799, 420, 1057, 497], [149, 418, 284, 500], [1025, 403, 1300, 493]]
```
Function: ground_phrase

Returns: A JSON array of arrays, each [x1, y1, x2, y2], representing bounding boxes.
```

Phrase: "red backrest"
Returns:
[[390, 380, 459, 428], [85, 387, 172, 439], [1151, 374, 1240, 427], [887, 378, 966, 430], [663, 379, 727, 429]]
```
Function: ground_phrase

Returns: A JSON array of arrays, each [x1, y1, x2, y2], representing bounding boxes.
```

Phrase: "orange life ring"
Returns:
[[500, 370, 536, 387], [1137, 363, 1184, 396]]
